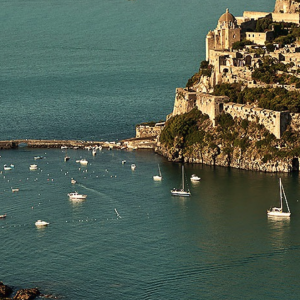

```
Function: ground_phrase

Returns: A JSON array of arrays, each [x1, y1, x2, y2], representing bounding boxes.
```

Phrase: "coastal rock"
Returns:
[[0, 282, 13, 298], [13, 288, 40, 300]]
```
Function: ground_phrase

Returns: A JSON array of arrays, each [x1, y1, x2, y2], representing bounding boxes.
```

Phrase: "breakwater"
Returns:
[[0, 138, 157, 150]]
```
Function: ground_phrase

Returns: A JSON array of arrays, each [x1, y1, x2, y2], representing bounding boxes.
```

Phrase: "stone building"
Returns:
[[206, 9, 241, 61]]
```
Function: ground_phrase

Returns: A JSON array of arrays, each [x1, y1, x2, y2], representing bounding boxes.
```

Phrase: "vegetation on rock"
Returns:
[[159, 108, 300, 166], [186, 60, 212, 88], [213, 82, 300, 112]]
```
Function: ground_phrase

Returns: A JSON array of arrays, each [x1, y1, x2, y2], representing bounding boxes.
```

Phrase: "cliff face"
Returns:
[[156, 109, 299, 172], [157, 143, 294, 172]]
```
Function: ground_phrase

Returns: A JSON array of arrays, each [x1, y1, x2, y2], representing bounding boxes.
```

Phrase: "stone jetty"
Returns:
[[0, 137, 157, 150]]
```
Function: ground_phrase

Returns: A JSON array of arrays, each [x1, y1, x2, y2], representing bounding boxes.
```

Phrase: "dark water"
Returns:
[[2, 0, 299, 299]]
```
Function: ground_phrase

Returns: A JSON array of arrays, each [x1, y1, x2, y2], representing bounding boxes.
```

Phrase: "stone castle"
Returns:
[[168, 0, 300, 139]]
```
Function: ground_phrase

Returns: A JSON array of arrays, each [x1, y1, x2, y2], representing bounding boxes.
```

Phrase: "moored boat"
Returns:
[[35, 220, 49, 226], [267, 178, 291, 217], [153, 164, 162, 181], [29, 164, 38, 170], [131, 164, 136, 170], [171, 165, 191, 197], [68, 192, 87, 200], [190, 174, 201, 182], [79, 159, 88, 165]]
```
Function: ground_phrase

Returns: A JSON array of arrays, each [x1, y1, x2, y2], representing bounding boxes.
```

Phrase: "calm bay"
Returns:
[[2, 0, 300, 299]]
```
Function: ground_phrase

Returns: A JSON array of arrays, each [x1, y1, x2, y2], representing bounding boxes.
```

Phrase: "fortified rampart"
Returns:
[[135, 123, 165, 138], [171, 89, 295, 139]]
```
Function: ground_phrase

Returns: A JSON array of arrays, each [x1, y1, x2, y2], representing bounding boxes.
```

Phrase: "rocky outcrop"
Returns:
[[0, 282, 13, 298], [13, 288, 40, 300], [156, 142, 295, 172]]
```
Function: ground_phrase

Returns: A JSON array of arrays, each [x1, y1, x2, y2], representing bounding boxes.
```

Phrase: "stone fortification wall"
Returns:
[[195, 94, 229, 126], [243, 11, 270, 20], [172, 89, 294, 139], [136, 123, 164, 138], [272, 12, 300, 24], [172, 88, 197, 116], [224, 102, 290, 138]]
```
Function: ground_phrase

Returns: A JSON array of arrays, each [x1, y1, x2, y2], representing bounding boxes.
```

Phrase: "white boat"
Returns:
[[4, 165, 12, 171], [34, 156, 44, 160], [122, 160, 126, 164], [171, 165, 191, 197], [35, 220, 49, 226], [68, 192, 87, 200], [267, 178, 291, 217], [190, 174, 201, 181], [29, 164, 38, 170], [79, 159, 88, 165], [153, 164, 162, 181], [0, 214, 7, 219], [131, 164, 136, 170], [11, 188, 19, 192], [64, 156, 70, 162], [71, 178, 77, 184], [92, 149, 97, 156]]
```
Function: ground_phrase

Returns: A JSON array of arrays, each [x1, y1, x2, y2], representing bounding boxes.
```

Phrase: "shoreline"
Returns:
[[0, 137, 157, 150]]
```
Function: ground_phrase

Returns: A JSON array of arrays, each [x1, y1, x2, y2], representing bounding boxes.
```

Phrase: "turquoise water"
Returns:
[[2, 0, 300, 299]]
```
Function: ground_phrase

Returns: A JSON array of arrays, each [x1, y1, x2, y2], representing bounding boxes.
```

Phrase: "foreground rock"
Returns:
[[13, 288, 40, 300], [0, 282, 13, 298]]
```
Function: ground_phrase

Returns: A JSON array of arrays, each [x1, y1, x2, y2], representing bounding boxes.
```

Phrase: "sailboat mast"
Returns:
[[279, 178, 283, 210], [182, 165, 184, 190]]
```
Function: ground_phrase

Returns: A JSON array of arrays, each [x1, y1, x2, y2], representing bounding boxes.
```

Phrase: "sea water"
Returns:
[[2, 0, 300, 299]]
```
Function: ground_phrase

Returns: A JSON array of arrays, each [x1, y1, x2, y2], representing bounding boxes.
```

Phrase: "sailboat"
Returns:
[[171, 165, 191, 197], [153, 164, 162, 181], [267, 178, 291, 217]]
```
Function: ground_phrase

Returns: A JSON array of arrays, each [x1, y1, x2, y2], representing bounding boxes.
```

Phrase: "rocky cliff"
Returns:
[[156, 108, 299, 172]]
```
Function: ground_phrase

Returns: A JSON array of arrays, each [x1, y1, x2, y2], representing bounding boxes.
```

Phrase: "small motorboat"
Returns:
[[64, 156, 70, 162], [35, 220, 49, 226], [71, 178, 77, 184], [29, 164, 38, 170], [131, 164, 136, 170], [190, 174, 201, 182], [122, 160, 126, 164], [0, 214, 7, 219], [4, 165, 12, 171], [68, 192, 87, 200], [34, 156, 44, 160], [79, 159, 88, 165], [92, 149, 97, 156], [11, 188, 19, 192]]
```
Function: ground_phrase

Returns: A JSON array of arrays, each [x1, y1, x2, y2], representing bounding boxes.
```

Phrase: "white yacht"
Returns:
[[35, 220, 49, 226], [68, 192, 87, 200]]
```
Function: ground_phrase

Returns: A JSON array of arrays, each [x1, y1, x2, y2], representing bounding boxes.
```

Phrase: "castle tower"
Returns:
[[205, 8, 241, 61]]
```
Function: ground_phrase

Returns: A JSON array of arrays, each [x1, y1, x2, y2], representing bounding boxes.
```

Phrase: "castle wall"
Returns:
[[223, 103, 290, 138], [136, 124, 164, 138], [172, 88, 197, 116], [243, 11, 270, 20], [272, 12, 300, 24], [195, 94, 228, 126]]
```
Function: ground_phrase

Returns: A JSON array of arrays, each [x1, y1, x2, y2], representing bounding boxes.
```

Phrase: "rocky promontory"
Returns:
[[155, 108, 300, 172]]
